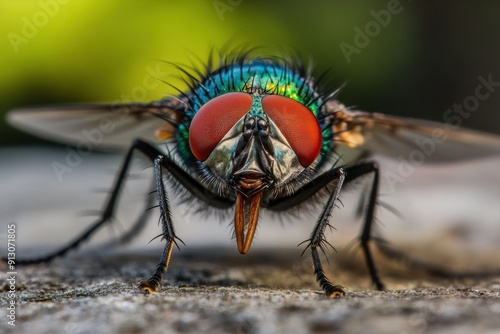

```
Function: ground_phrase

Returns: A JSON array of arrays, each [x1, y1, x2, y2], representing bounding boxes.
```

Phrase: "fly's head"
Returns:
[[188, 92, 322, 196], [187, 91, 323, 254]]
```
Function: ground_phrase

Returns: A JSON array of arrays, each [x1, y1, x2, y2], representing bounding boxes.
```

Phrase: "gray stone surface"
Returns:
[[1, 147, 500, 333], [1, 248, 500, 334]]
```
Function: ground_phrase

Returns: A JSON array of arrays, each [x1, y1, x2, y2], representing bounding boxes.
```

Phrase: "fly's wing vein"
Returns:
[[7, 100, 183, 150], [327, 100, 500, 164]]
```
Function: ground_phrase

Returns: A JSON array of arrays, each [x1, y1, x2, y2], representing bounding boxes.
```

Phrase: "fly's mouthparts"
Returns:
[[238, 176, 265, 189], [233, 174, 267, 255], [232, 171, 273, 195]]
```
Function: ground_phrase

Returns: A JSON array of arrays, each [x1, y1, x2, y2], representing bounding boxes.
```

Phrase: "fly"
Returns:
[[5, 53, 500, 297]]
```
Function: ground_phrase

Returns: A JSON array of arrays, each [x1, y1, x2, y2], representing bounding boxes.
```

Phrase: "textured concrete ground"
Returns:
[[1, 147, 500, 333], [1, 247, 500, 334]]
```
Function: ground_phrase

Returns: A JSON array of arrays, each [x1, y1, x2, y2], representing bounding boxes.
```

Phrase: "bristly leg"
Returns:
[[127, 140, 233, 292], [268, 162, 385, 295], [267, 166, 347, 296], [138, 155, 182, 293], [300, 167, 346, 297]]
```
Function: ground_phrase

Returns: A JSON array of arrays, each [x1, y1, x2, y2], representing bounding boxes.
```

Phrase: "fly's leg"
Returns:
[[8, 141, 152, 264], [301, 167, 346, 297], [138, 156, 180, 293], [267, 167, 347, 297], [345, 162, 384, 290], [115, 140, 233, 292], [9, 139, 233, 295], [267, 162, 384, 294]]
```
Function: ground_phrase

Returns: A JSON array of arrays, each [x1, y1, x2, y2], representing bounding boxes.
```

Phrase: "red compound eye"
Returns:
[[262, 95, 322, 167], [189, 92, 253, 161]]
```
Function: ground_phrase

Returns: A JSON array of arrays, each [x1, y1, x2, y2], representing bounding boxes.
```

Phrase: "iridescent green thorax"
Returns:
[[175, 59, 333, 165]]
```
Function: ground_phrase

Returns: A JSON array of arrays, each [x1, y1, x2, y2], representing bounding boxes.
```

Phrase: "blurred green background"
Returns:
[[1, 1, 500, 147]]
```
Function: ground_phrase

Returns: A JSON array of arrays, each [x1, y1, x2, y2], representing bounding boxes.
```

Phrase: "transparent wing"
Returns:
[[326, 100, 500, 164], [7, 100, 183, 150]]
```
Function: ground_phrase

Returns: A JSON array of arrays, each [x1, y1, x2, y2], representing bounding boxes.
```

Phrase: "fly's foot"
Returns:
[[138, 279, 160, 294], [314, 266, 346, 298], [324, 284, 346, 298]]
